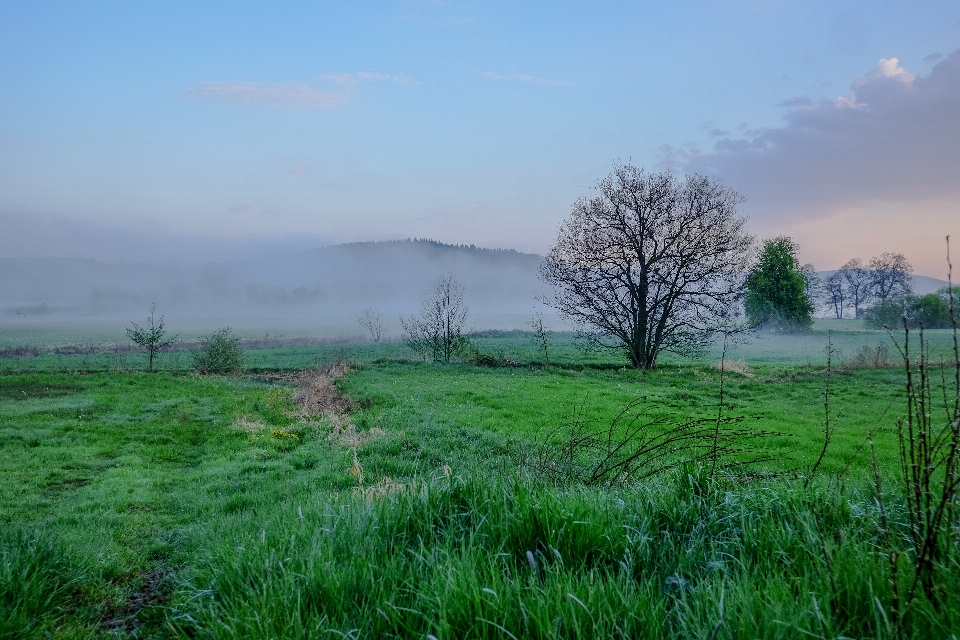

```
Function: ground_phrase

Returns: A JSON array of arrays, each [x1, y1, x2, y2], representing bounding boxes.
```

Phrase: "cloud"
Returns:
[[682, 51, 960, 215], [855, 56, 915, 86], [288, 166, 307, 175], [184, 73, 418, 109], [325, 72, 420, 86], [482, 72, 562, 86], [776, 96, 813, 108], [924, 52, 944, 63], [677, 51, 960, 273], [184, 82, 349, 109]]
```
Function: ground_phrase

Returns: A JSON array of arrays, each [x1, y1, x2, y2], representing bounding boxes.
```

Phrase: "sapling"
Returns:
[[125, 303, 176, 372]]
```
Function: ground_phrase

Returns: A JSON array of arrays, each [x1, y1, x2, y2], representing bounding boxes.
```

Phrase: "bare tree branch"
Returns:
[[400, 276, 469, 363]]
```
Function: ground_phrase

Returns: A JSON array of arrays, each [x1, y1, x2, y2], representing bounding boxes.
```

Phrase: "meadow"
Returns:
[[1, 322, 959, 638]]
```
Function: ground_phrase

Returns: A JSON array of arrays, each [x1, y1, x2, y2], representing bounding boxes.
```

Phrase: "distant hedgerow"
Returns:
[[192, 328, 243, 374]]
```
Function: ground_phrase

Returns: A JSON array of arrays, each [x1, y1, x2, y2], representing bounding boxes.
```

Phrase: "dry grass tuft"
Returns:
[[290, 361, 384, 448], [355, 476, 409, 501], [715, 359, 752, 377], [233, 416, 268, 433], [842, 344, 893, 369], [291, 361, 354, 419], [325, 417, 385, 448]]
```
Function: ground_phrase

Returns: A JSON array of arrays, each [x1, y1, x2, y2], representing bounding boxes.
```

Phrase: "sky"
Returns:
[[1, 1, 958, 276]]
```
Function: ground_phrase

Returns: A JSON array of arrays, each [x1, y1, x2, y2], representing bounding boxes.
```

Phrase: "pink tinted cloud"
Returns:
[[683, 52, 960, 217]]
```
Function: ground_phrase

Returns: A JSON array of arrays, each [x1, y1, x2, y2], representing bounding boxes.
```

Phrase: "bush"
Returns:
[[464, 342, 517, 367], [192, 328, 243, 374], [863, 297, 907, 328], [864, 288, 958, 329]]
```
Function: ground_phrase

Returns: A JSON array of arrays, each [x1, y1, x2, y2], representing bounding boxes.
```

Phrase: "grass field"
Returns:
[[1, 322, 959, 638]]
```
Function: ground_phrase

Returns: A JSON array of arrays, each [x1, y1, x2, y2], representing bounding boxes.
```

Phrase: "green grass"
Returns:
[[2, 320, 957, 374], [169, 474, 959, 639], [1, 326, 959, 637]]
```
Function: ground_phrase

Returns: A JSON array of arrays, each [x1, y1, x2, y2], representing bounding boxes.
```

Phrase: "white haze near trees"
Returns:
[[0, 240, 552, 336], [1, 238, 949, 339]]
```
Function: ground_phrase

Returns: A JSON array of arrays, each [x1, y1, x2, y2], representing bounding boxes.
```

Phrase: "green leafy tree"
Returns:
[[126, 303, 177, 372], [192, 327, 243, 374], [745, 236, 814, 331]]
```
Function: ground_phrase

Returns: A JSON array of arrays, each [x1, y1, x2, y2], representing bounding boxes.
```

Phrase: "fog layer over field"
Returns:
[[2, 238, 952, 342], [0, 240, 552, 336]]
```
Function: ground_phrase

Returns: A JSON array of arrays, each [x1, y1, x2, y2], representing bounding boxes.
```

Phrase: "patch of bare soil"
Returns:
[[101, 568, 173, 633]]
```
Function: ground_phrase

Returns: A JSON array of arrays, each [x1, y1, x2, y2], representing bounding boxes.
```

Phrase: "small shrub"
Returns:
[[843, 344, 892, 369], [465, 343, 517, 368], [192, 328, 243, 374], [126, 303, 176, 372]]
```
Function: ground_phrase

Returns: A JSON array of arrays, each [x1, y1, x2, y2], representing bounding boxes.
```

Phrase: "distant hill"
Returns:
[[0, 240, 550, 332]]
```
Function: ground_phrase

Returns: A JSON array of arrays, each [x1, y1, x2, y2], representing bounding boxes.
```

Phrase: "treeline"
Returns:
[[862, 287, 960, 329], [337, 238, 529, 256], [813, 253, 958, 329]]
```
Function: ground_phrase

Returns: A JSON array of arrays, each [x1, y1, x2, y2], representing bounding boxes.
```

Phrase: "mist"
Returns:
[[0, 240, 553, 339]]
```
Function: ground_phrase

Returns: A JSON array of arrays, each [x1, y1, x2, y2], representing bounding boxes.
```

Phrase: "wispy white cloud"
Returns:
[[184, 72, 419, 109], [184, 82, 349, 109], [482, 72, 562, 86], [324, 72, 421, 86]]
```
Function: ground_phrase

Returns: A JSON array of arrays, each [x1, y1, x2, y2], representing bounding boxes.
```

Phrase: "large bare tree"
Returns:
[[869, 252, 913, 301], [540, 164, 754, 369]]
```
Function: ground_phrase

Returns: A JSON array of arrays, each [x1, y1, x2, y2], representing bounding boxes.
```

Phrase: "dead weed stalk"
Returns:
[[874, 237, 960, 617], [522, 399, 786, 486]]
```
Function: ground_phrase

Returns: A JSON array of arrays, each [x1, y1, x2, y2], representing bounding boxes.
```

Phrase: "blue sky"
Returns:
[[1, 1, 958, 275]]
